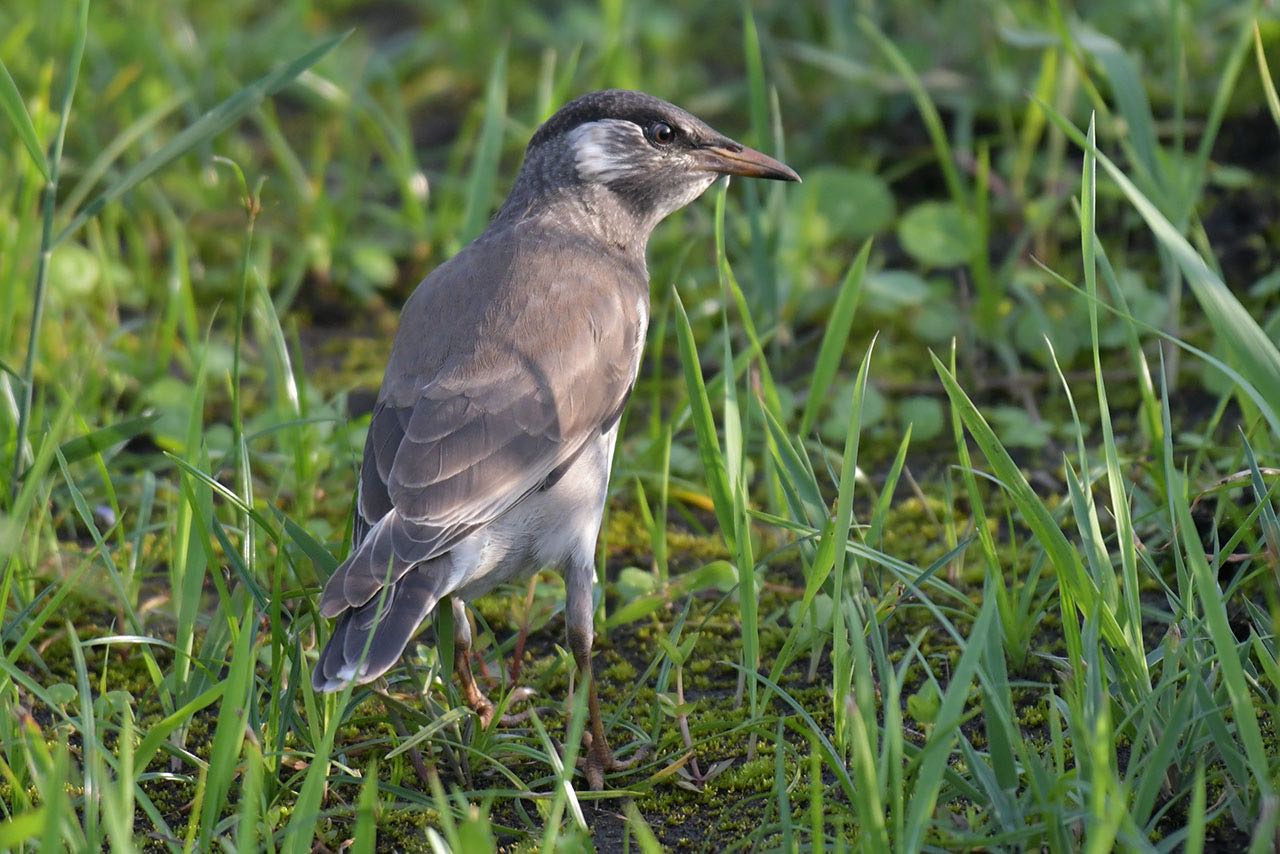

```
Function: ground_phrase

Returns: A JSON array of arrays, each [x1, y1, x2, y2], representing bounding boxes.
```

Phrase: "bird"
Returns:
[[312, 88, 799, 788]]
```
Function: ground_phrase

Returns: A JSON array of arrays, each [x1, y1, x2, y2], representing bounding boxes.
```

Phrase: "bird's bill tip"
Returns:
[[699, 143, 800, 182]]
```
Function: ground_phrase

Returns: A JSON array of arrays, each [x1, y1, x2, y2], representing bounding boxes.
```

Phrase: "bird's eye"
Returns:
[[647, 122, 676, 146]]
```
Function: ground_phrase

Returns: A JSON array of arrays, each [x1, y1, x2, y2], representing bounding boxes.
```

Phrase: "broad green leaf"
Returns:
[[0, 809, 46, 848], [789, 169, 894, 245], [864, 269, 930, 310], [896, 396, 944, 441], [898, 201, 975, 268]]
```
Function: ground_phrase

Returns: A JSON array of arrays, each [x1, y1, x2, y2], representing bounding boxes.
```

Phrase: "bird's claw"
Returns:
[[469, 686, 538, 728], [579, 733, 650, 789]]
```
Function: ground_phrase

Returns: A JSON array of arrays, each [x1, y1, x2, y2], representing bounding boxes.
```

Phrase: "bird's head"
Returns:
[[504, 89, 799, 242]]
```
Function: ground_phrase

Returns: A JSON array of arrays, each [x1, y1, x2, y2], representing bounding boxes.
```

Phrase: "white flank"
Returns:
[[629, 296, 648, 381]]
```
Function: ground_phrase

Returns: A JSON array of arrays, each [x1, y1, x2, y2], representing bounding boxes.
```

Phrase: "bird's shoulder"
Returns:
[[383, 220, 649, 403]]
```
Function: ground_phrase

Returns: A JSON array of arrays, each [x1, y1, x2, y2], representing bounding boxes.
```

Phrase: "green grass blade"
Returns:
[[741, 3, 768, 149], [859, 16, 966, 207], [1081, 114, 1146, 661], [842, 601, 888, 852], [829, 342, 874, 752], [903, 595, 997, 851], [351, 761, 380, 853], [866, 425, 910, 549], [1079, 31, 1164, 197], [1096, 246, 1162, 446], [235, 740, 264, 852], [459, 45, 508, 245], [9, 0, 89, 500], [197, 603, 256, 849], [624, 800, 663, 854], [1183, 12, 1255, 221], [773, 717, 793, 850], [66, 623, 100, 845], [51, 414, 157, 470], [276, 507, 339, 579], [945, 342, 1005, 615], [672, 288, 734, 538], [1173, 487, 1272, 796], [930, 352, 1134, 665], [712, 180, 785, 419], [133, 682, 226, 778], [1185, 760, 1207, 854], [0, 60, 49, 180], [1042, 102, 1280, 432], [976, 590, 1020, 799], [1036, 255, 1280, 436], [283, 701, 344, 854], [1130, 677, 1195, 828], [55, 32, 350, 246], [759, 404, 824, 525], [1256, 22, 1280, 131], [1240, 434, 1280, 562], [61, 91, 186, 216], [799, 239, 871, 437]]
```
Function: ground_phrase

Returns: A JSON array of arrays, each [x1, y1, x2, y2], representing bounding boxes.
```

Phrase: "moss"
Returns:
[[376, 810, 441, 853], [604, 507, 730, 568], [309, 318, 397, 392], [711, 754, 771, 792], [601, 658, 637, 684]]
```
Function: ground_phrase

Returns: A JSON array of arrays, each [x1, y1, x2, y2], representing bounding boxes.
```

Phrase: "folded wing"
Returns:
[[316, 227, 647, 636]]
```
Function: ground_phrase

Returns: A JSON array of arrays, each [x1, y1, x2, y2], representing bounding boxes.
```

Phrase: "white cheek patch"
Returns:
[[568, 119, 644, 184]]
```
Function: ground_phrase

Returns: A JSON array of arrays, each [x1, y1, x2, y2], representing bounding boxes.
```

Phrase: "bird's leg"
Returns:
[[565, 559, 647, 789], [509, 574, 539, 685], [451, 598, 496, 727], [451, 598, 535, 727]]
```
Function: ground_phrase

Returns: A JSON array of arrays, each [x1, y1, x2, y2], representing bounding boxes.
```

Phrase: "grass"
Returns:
[[1, 0, 1279, 850]]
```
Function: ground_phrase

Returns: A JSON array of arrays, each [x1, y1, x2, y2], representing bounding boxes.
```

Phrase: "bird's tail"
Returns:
[[312, 557, 451, 693]]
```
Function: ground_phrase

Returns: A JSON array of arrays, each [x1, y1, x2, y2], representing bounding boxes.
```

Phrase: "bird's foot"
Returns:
[[580, 732, 650, 790], [465, 685, 538, 728]]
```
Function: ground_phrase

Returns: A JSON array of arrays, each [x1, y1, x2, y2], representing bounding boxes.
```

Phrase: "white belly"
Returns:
[[447, 424, 618, 601]]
